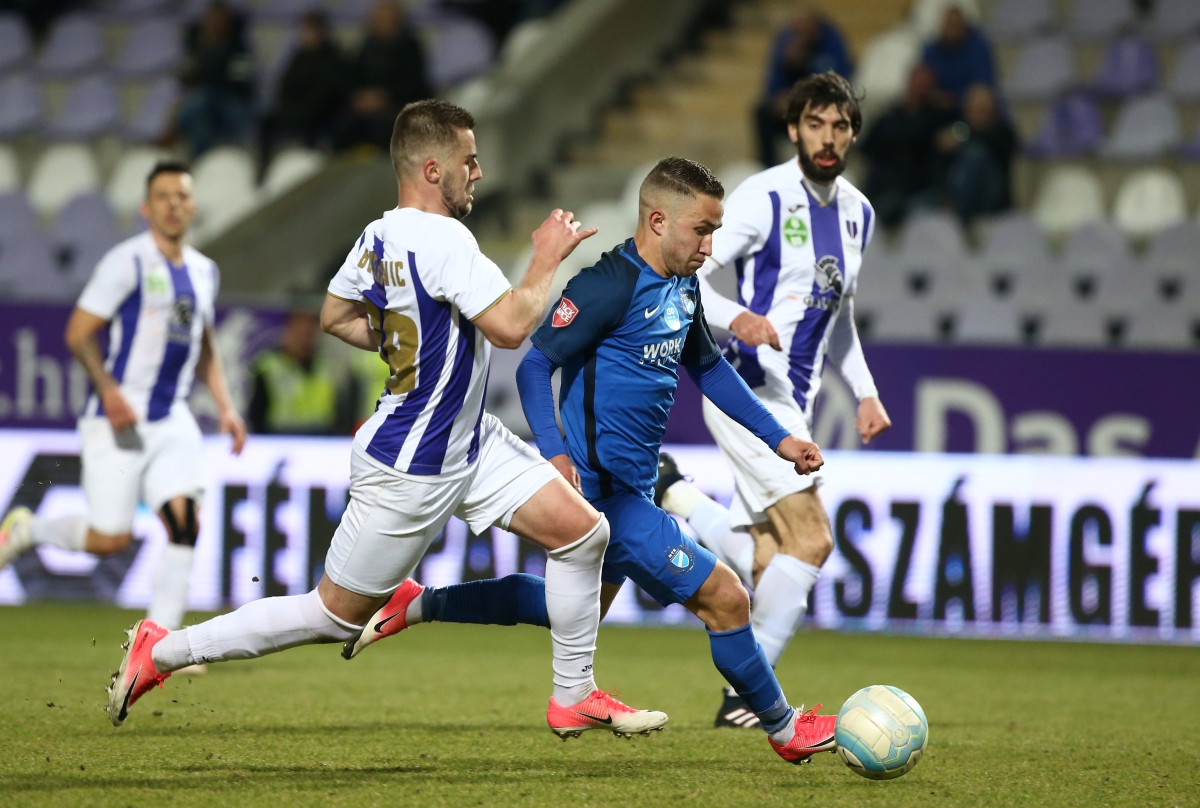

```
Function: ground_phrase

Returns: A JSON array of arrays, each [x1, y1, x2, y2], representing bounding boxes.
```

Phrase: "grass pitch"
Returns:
[[1, 604, 1197, 807]]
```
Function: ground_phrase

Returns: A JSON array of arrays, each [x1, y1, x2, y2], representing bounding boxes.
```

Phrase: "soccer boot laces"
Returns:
[[768, 703, 838, 764], [547, 689, 668, 740]]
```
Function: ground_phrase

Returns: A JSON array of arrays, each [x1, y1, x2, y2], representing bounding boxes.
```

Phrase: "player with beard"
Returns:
[[104, 100, 667, 739], [655, 72, 893, 728]]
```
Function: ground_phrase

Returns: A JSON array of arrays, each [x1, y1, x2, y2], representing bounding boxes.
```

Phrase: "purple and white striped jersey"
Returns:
[[77, 231, 218, 423], [699, 159, 879, 418], [328, 207, 512, 477]]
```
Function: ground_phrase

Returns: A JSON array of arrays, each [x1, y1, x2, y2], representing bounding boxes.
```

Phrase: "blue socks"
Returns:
[[422, 574, 550, 628], [708, 623, 794, 734]]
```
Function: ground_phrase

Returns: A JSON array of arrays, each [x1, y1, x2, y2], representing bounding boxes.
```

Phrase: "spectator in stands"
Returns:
[[334, 1, 432, 150], [860, 64, 954, 227], [754, 5, 852, 166], [920, 4, 995, 110], [941, 84, 1016, 222], [247, 311, 352, 435], [259, 11, 348, 168], [177, 1, 255, 156]]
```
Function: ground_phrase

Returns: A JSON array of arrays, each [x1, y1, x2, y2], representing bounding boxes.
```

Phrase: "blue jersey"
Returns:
[[531, 239, 722, 500]]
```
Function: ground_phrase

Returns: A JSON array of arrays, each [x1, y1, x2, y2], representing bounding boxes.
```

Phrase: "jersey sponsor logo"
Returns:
[[144, 272, 169, 296], [663, 304, 680, 331], [641, 336, 684, 366], [643, 304, 661, 318], [665, 545, 693, 574], [803, 256, 844, 310], [552, 297, 579, 327], [679, 291, 696, 316], [783, 216, 809, 248]]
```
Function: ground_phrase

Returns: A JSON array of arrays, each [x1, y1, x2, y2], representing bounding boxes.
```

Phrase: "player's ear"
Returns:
[[422, 157, 441, 185], [648, 208, 667, 236], [787, 122, 799, 144]]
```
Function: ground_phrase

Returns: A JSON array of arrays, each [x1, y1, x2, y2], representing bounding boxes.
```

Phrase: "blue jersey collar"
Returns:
[[619, 239, 660, 278]]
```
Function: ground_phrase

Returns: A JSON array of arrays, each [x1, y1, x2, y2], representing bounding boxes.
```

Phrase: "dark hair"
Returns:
[[390, 99, 476, 177], [639, 157, 724, 207], [784, 71, 863, 135], [145, 160, 191, 193]]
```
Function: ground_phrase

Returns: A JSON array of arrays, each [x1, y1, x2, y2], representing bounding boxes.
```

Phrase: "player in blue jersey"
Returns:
[[346, 157, 841, 763], [653, 73, 892, 727]]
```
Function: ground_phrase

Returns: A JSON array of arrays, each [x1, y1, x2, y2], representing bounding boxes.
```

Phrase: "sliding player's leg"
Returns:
[[105, 446, 460, 726]]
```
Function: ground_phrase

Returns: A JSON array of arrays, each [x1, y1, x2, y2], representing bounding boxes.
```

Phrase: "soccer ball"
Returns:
[[834, 685, 928, 780]]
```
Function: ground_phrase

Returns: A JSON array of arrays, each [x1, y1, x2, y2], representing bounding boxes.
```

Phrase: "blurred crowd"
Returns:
[[757, 3, 1015, 227]]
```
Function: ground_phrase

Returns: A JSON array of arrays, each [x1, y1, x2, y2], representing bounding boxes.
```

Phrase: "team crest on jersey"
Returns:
[[665, 545, 693, 574], [783, 216, 809, 248], [679, 291, 696, 316], [552, 297, 579, 327], [846, 220, 859, 240], [663, 304, 680, 331], [167, 294, 196, 344], [814, 255, 844, 296]]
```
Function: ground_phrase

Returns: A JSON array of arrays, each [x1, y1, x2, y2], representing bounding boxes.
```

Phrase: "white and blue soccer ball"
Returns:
[[834, 685, 928, 780]]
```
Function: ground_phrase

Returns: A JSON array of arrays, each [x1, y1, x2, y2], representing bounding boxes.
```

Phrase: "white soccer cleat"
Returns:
[[0, 506, 33, 570]]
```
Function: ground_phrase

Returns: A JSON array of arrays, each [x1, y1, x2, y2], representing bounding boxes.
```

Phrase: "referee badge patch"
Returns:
[[552, 297, 579, 327]]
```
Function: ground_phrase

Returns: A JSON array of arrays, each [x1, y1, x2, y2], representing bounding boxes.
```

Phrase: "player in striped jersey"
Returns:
[[0, 162, 246, 649], [655, 73, 893, 727], [105, 101, 666, 739]]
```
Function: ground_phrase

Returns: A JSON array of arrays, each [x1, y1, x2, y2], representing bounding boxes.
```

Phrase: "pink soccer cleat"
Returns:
[[768, 704, 838, 764], [106, 619, 171, 727], [546, 689, 668, 740], [342, 578, 424, 660]]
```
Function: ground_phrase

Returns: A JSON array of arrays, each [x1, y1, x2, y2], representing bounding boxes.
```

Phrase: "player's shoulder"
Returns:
[[93, 230, 152, 274], [578, 241, 642, 290], [835, 175, 871, 210], [725, 161, 796, 208], [383, 207, 477, 253], [182, 243, 218, 273]]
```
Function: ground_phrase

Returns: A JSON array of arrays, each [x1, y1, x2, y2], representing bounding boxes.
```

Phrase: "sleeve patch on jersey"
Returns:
[[552, 297, 579, 327]]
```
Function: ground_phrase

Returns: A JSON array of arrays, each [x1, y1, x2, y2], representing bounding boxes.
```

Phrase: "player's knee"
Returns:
[[160, 498, 199, 546], [697, 563, 750, 629], [88, 530, 133, 555]]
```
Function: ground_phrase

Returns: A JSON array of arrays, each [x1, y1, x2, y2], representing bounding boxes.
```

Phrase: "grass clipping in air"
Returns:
[[1, 603, 1197, 807]]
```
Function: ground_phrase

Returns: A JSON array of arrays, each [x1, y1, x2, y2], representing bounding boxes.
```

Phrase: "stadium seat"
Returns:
[[262, 147, 326, 200], [1032, 165, 1104, 235], [978, 212, 1051, 292], [855, 28, 922, 112], [1025, 91, 1104, 157], [426, 15, 495, 89], [1101, 94, 1181, 160], [124, 78, 181, 143], [895, 209, 968, 269], [35, 14, 104, 76], [0, 192, 38, 240], [45, 76, 121, 140], [1144, 221, 1200, 278], [112, 18, 183, 78], [0, 144, 18, 194], [986, 0, 1055, 42], [251, 22, 298, 112], [1066, 0, 1134, 41], [1033, 301, 1112, 346], [950, 299, 1022, 344], [1146, 0, 1200, 42], [866, 295, 941, 342], [1113, 168, 1187, 238], [0, 74, 43, 138], [716, 161, 762, 198], [1061, 221, 1131, 281], [27, 144, 102, 219], [106, 147, 171, 223], [1167, 40, 1200, 101], [0, 13, 32, 73], [1093, 35, 1159, 97], [191, 147, 260, 243], [1005, 37, 1075, 101], [910, 0, 982, 40], [0, 229, 62, 301], [51, 193, 122, 291], [1125, 304, 1199, 350]]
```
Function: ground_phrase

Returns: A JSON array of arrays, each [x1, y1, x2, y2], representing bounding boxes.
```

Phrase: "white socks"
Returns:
[[146, 544, 195, 630], [663, 482, 754, 585], [151, 589, 361, 673], [752, 554, 821, 667], [29, 514, 88, 552], [545, 515, 609, 706]]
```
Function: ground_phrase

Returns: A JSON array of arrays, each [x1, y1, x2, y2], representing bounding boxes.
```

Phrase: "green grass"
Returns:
[[0, 604, 1197, 807]]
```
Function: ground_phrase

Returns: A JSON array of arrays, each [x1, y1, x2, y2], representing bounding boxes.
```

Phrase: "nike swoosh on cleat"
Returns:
[[644, 306, 661, 318], [374, 613, 402, 633], [573, 711, 613, 725], [118, 671, 138, 722]]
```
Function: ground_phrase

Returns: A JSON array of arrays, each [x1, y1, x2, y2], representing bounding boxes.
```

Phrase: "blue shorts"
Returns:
[[595, 491, 717, 607]]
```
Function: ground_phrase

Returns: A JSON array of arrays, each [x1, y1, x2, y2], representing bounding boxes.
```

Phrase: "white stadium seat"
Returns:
[[1032, 165, 1105, 235], [191, 146, 259, 244], [856, 27, 922, 113], [106, 147, 172, 223], [27, 143, 100, 218], [262, 147, 326, 200], [896, 209, 969, 268], [910, 0, 982, 39], [1113, 168, 1187, 238]]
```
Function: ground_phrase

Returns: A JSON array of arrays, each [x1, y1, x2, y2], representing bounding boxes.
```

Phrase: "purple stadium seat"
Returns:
[[1026, 91, 1104, 157], [1005, 37, 1074, 100], [1067, 0, 1134, 42], [1146, 0, 1200, 42], [0, 13, 32, 72], [46, 76, 121, 139], [1144, 222, 1200, 278], [124, 78, 181, 143], [986, 0, 1056, 42], [0, 229, 64, 301], [0, 193, 38, 240], [113, 18, 183, 78], [35, 14, 105, 76], [1101, 94, 1181, 160], [51, 193, 122, 291], [1167, 41, 1200, 101], [0, 74, 43, 137], [425, 15, 495, 89], [1062, 221, 1131, 282], [1093, 35, 1158, 97]]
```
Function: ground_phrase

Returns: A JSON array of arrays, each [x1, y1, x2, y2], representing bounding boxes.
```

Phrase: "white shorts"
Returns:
[[79, 410, 207, 535], [324, 412, 561, 598], [702, 389, 822, 528]]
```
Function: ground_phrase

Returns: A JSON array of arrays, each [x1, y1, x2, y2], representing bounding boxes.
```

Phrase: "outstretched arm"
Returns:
[[687, 357, 823, 475], [516, 346, 579, 491]]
